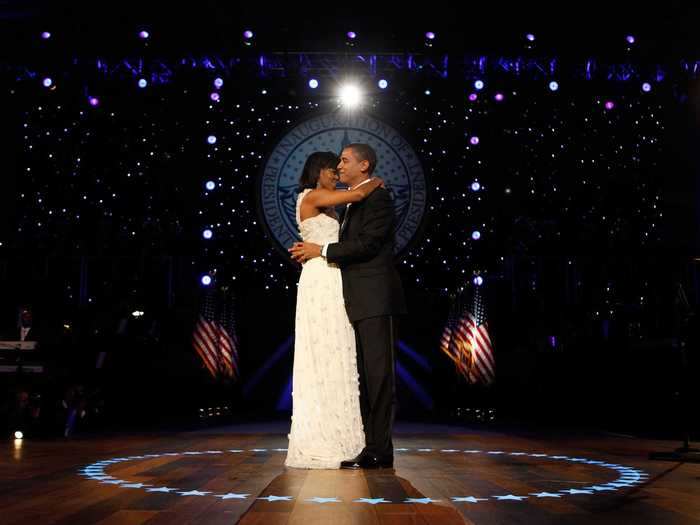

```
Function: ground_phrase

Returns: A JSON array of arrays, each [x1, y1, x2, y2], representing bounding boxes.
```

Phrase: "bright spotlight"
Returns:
[[339, 84, 362, 108], [14, 431, 23, 440]]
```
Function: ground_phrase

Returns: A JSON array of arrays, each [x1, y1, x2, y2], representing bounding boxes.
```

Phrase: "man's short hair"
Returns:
[[345, 143, 377, 175]]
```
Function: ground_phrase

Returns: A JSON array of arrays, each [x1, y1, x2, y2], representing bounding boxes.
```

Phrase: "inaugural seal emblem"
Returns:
[[259, 112, 426, 257]]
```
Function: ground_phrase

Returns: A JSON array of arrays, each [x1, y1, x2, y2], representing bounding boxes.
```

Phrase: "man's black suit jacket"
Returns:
[[326, 187, 407, 323]]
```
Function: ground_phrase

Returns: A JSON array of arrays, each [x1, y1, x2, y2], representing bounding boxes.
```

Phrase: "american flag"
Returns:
[[192, 287, 239, 380], [439, 286, 495, 385]]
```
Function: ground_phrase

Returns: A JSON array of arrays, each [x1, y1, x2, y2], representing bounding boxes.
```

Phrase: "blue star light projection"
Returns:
[[78, 447, 649, 504]]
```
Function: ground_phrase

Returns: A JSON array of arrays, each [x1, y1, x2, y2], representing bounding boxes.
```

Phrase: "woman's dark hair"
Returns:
[[298, 151, 339, 191]]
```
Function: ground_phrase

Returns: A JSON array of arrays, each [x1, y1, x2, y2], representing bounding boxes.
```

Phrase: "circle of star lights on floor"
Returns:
[[78, 447, 648, 504]]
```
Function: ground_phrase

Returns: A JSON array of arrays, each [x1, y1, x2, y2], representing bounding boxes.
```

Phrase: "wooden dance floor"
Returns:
[[2, 422, 699, 524]]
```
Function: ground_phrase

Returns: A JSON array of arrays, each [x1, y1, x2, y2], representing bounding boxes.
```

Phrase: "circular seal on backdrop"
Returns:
[[259, 112, 427, 257]]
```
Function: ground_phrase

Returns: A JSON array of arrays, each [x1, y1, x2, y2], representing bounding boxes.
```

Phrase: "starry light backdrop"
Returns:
[[12, 49, 674, 297], [2, 24, 699, 425]]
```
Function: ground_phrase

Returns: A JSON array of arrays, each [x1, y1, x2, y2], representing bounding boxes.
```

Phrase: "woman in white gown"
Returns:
[[285, 152, 383, 469]]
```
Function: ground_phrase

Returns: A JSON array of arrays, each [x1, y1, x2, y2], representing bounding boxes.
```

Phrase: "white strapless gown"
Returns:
[[284, 189, 365, 469]]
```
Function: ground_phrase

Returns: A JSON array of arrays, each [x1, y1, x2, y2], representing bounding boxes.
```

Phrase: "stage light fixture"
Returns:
[[339, 84, 362, 108], [345, 31, 357, 47]]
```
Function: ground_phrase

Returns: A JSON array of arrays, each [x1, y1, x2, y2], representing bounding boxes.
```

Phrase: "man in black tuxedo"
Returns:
[[289, 143, 406, 468]]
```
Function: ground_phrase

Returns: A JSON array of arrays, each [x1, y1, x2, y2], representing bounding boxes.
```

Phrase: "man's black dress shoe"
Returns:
[[340, 452, 366, 469], [340, 454, 393, 469]]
